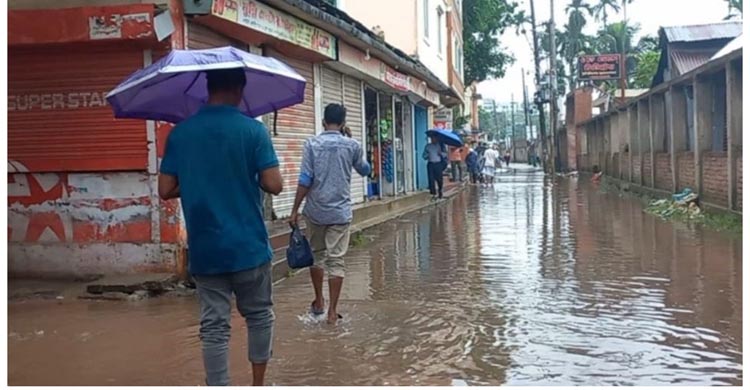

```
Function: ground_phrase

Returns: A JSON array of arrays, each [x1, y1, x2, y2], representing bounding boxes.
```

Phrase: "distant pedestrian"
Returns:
[[504, 150, 512, 167], [449, 146, 464, 182], [475, 142, 487, 184], [423, 136, 447, 199], [159, 68, 283, 386], [465, 144, 480, 184], [482, 145, 500, 185], [290, 103, 371, 325]]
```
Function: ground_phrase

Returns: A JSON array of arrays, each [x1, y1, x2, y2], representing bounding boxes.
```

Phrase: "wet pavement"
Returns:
[[8, 167, 742, 386]]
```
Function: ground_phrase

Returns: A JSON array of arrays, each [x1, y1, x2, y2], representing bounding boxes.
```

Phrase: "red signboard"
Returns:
[[578, 54, 621, 81], [9, 5, 154, 45]]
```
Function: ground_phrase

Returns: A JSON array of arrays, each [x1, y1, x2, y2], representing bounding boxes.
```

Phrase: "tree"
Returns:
[[725, 0, 743, 19], [632, 50, 660, 88], [635, 35, 658, 53], [561, 0, 595, 90], [593, 0, 620, 26], [463, 0, 527, 84]]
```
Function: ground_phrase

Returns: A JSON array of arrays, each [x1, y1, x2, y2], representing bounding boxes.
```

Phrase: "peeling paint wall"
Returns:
[[7, 171, 183, 277]]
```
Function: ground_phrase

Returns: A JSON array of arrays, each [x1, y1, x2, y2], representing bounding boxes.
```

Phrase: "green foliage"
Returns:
[[463, 0, 526, 84], [725, 0, 743, 19], [645, 199, 742, 235], [632, 50, 660, 88], [453, 106, 469, 129]]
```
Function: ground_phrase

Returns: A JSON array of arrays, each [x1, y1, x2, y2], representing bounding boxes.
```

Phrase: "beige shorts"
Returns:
[[306, 221, 351, 278]]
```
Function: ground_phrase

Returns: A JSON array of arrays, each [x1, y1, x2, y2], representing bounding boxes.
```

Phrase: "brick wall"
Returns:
[[701, 152, 728, 207], [633, 155, 641, 184], [643, 153, 653, 187], [655, 152, 673, 191], [737, 157, 742, 210], [677, 152, 695, 190]]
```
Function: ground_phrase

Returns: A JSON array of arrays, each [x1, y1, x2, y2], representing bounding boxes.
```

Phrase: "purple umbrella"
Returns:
[[106, 46, 306, 123]]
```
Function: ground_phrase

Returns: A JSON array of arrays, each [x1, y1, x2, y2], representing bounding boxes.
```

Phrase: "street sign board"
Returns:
[[578, 54, 621, 81]]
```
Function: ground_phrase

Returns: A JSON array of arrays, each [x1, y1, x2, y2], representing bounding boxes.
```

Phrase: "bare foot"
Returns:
[[327, 312, 341, 325]]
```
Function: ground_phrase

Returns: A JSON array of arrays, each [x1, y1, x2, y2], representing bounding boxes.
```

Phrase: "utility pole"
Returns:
[[491, 99, 500, 142], [548, 0, 558, 174], [529, 0, 549, 173], [522, 69, 531, 139], [511, 94, 516, 161], [522, 69, 531, 165], [620, 0, 627, 106]]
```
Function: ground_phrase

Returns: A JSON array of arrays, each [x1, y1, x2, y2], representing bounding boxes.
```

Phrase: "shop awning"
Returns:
[[9, 4, 156, 45]]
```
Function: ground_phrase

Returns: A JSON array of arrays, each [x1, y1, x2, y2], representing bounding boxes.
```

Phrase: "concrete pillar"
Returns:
[[693, 75, 712, 197], [652, 94, 667, 153], [648, 95, 658, 187], [637, 99, 649, 186], [726, 59, 742, 210], [669, 85, 688, 192], [628, 105, 638, 183]]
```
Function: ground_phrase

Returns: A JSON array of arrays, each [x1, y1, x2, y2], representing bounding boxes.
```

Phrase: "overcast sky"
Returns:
[[477, 0, 732, 105]]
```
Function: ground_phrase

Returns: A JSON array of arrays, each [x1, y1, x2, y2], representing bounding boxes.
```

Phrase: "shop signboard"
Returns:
[[578, 54, 621, 81], [212, 0, 337, 59], [9, 4, 154, 45], [381, 66, 409, 92], [433, 108, 453, 129]]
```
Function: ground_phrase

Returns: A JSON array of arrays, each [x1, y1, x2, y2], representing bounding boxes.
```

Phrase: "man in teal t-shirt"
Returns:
[[159, 68, 282, 386]]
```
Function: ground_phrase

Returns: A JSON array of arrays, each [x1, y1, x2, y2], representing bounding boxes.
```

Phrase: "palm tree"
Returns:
[[593, 0, 620, 26], [725, 0, 743, 19], [592, 21, 640, 91], [566, 0, 593, 31], [563, 0, 594, 90]]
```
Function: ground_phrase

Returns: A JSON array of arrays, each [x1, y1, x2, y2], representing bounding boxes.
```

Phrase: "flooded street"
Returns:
[[8, 170, 742, 386]]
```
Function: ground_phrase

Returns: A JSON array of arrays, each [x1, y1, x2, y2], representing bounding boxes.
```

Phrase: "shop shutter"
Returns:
[[188, 21, 246, 50], [322, 66, 343, 107], [343, 76, 366, 204], [8, 45, 147, 172], [267, 50, 316, 218]]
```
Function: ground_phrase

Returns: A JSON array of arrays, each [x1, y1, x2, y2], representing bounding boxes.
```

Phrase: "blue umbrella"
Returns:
[[106, 46, 306, 123], [426, 128, 463, 147]]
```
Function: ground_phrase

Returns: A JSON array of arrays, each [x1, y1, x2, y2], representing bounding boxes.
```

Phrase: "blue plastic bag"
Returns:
[[286, 225, 314, 269]]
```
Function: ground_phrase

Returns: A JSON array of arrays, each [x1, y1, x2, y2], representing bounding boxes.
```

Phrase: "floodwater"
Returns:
[[8, 168, 742, 386]]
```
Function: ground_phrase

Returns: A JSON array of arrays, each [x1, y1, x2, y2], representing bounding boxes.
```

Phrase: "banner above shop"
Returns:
[[336, 41, 440, 106], [9, 5, 155, 45], [381, 66, 409, 92], [212, 0, 337, 60]]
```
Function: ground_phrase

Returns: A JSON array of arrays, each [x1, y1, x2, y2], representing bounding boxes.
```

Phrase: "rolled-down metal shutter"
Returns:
[[188, 21, 244, 50], [268, 50, 316, 218], [8, 45, 146, 172], [344, 76, 366, 204], [322, 66, 343, 106]]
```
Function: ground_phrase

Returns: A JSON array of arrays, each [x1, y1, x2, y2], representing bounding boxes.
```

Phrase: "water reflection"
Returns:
[[8, 173, 742, 386]]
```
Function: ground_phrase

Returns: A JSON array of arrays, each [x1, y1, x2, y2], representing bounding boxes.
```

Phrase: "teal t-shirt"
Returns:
[[160, 105, 279, 275]]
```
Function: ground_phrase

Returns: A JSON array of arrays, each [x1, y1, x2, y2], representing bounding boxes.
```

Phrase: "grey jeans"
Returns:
[[193, 262, 275, 386]]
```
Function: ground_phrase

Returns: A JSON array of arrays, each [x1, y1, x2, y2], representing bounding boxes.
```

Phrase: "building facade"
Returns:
[[336, 0, 464, 110], [8, 0, 452, 277]]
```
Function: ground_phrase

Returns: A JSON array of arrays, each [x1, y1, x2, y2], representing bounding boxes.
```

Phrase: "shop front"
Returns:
[[7, 4, 183, 277], [330, 41, 439, 199]]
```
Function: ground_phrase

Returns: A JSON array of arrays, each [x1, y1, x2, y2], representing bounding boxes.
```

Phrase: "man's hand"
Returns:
[[289, 210, 299, 227]]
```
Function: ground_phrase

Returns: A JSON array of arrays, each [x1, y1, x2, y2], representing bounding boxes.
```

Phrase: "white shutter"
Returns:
[[344, 76, 366, 204]]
